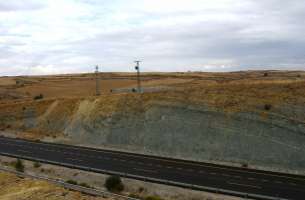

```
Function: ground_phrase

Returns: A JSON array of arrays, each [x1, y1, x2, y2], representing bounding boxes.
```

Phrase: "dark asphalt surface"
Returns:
[[0, 136, 304, 200]]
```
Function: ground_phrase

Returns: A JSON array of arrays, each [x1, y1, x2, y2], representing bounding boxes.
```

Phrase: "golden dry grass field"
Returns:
[[1, 70, 305, 112], [0, 172, 111, 200]]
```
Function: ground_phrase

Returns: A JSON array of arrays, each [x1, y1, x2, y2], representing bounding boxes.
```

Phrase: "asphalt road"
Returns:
[[0, 136, 304, 200]]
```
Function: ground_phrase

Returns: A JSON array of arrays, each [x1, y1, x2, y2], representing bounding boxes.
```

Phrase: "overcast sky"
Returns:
[[0, 0, 305, 75]]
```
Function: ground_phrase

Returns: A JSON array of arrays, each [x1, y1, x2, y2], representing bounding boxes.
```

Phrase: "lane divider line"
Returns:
[[227, 182, 262, 189], [0, 151, 290, 200]]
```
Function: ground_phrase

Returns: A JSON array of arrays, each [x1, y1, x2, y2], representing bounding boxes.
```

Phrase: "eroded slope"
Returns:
[[1, 71, 305, 173]]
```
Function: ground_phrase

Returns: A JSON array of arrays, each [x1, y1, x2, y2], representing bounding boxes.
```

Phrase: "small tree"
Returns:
[[66, 180, 78, 185], [146, 196, 164, 200], [79, 182, 91, 188], [105, 175, 124, 192], [241, 163, 248, 168], [264, 104, 272, 111], [33, 161, 41, 168], [33, 94, 44, 100], [15, 159, 24, 172]]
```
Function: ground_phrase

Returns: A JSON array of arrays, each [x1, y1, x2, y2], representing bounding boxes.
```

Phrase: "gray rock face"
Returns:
[[64, 102, 305, 173]]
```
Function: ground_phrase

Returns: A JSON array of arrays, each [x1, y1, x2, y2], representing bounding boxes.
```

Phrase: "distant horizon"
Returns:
[[2, 68, 305, 78]]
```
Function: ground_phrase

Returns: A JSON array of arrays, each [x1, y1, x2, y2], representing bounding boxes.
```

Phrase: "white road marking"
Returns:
[[133, 168, 157, 173], [275, 181, 282, 184], [227, 182, 262, 189], [18, 149, 31, 154], [1, 138, 304, 185], [66, 157, 83, 162]]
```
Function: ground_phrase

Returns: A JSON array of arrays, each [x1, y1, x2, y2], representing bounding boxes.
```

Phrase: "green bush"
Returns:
[[264, 104, 272, 111], [33, 94, 44, 100], [129, 194, 141, 198], [15, 159, 24, 172], [33, 162, 41, 168], [145, 196, 164, 200], [66, 180, 78, 185], [138, 186, 145, 193], [104, 175, 124, 192], [79, 182, 91, 188], [241, 163, 248, 168]]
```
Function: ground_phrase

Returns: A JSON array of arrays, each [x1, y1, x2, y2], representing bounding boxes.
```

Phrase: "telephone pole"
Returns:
[[95, 65, 100, 96], [135, 61, 142, 93]]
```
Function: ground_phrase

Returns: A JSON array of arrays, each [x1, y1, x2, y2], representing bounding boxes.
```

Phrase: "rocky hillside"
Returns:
[[1, 71, 305, 174]]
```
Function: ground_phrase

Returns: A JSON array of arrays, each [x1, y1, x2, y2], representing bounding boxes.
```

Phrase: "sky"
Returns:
[[0, 0, 305, 75]]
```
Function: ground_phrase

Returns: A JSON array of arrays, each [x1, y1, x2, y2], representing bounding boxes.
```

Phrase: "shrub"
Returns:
[[33, 162, 41, 168], [145, 196, 164, 200], [66, 180, 78, 185], [129, 194, 141, 198], [105, 175, 124, 192], [15, 159, 24, 172], [138, 186, 145, 193], [264, 104, 272, 111], [241, 163, 248, 168], [33, 94, 44, 100], [264, 72, 268, 77], [79, 182, 91, 188]]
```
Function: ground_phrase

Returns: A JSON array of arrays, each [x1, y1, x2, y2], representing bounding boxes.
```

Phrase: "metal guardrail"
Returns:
[[0, 152, 288, 200], [0, 166, 139, 200]]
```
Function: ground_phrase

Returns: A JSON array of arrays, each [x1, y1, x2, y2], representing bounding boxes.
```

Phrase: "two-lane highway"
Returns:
[[0, 136, 304, 199]]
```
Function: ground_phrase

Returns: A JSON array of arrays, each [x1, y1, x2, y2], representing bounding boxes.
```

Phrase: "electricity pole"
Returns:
[[95, 65, 100, 96], [135, 61, 142, 93]]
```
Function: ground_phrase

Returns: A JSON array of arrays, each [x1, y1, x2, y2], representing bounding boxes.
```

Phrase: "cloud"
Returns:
[[0, 0, 45, 12], [0, 0, 305, 75]]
